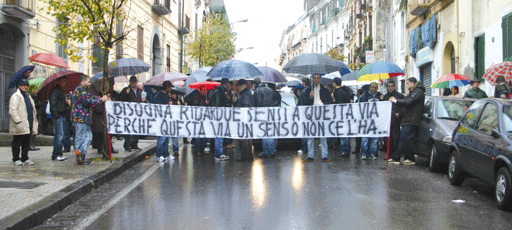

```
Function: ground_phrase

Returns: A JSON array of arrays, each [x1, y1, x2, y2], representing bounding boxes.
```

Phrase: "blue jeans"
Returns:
[[339, 138, 351, 154], [308, 138, 328, 159], [361, 137, 378, 157], [52, 117, 66, 158], [62, 118, 72, 150], [215, 138, 224, 157], [395, 125, 418, 161], [172, 137, 179, 154], [262, 139, 275, 156], [301, 138, 308, 153], [73, 122, 93, 157], [156, 136, 170, 158], [195, 138, 207, 154]]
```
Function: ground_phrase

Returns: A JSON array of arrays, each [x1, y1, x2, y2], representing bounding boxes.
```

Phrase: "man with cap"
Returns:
[[50, 76, 69, 161], [234, 79, 255, 161], [9, 79, 38, 166], [118, 75, 146, 151], [464, 79, 488, 99]]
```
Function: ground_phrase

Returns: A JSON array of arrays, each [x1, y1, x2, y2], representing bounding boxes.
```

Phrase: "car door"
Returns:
[[455, 100, 486, 172], [416, 99, 434, 157], [466, 102, 500, 180]]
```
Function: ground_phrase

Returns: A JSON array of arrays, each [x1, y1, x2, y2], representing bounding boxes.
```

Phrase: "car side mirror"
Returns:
[[423, 113, 431, 120], [491, 130, 500, 139]]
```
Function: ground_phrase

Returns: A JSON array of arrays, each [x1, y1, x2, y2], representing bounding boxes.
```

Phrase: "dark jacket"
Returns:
[[253, 84, 281, 107], [358, 91, 382, 103], [210, 85, 230, 107], [300, 84, 333, 105], [150, 90, 170, 105], [91, 102, 105, 133], [118, 86, 143, 102], [384, 90, 405, 127], [184, 90, 208, 107], [333, 86, 353, 104], [395, 82, 425, 126], [495, 83, 511, 98], [49, 86, 68, 119], [236, 88, 255, 108]]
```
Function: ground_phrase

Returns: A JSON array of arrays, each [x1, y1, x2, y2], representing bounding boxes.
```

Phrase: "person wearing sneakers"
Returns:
[[234, 79, 255, 161], [71, 75, 109, 165], [210, 78, 231, 161], [358, 82, 382, 160], [300, 73, 334, 162], [389, 77, 425, 165], [50, 76, 69, 161], [9, 79, 38, 166], [149, 81, 176, 162]]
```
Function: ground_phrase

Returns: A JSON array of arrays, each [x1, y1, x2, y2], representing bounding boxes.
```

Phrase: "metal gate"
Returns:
[[420, 64, 431, 96]]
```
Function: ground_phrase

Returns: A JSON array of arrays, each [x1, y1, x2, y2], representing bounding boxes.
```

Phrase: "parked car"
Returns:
[[253, 91, 302, 151], [448, 98, 512, 210], [413, 96, 475, 171]]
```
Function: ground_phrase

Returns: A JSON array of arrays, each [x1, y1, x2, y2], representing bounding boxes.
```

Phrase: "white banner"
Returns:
[[105, 101, 392, 139]]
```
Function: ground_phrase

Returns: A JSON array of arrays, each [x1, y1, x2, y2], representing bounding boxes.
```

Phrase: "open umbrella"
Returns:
[[109, 58, 150, 78], [336, 61, 352, 75], [28, 77, 46, 88], [8, 65, 35, 89], [483, 62, 512, 85], [189, 81, 220, 91], [91, 72, 128, 83], [37, 70, 83, 101], [282, 53, 340, 75], [29, 53, 68, 69], [430, 74, 472, 88], [357, 61, 405, 82], [183, 66, 212, 95], [145, 72, 189, 86], [207, 59, 263, 81], [321, 71, 357, 85], [256, 66, 287, 83]]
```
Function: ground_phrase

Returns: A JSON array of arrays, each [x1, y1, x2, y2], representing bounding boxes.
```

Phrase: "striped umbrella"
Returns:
[[282, 53, 340, 75], [91, 72, 128, 83], [8, 65, 35, 89], [256, 66, 287, 83], [483, 62, 512, 85], [430, 74, 472, 88], [109, 58, 150, 77], [356, 61, 405, 82], [207, 59, 263, 81], [29, 53, 68, 69]]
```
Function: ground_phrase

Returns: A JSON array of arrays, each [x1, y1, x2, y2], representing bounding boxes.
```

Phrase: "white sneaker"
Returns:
[[56, 156, 67, 161], [297, 150, 303, 154], [14, 160, 23, 166], [165, 155, 175, 160], [23, 160, 34, 166], [156, 156, 166, 162], [205, 147, 210, 152]]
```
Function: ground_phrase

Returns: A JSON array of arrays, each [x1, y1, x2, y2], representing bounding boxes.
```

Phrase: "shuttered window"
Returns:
[[504, 13, 512, 61], [137, 25, 144, 60], [475, 34, 485, 81]]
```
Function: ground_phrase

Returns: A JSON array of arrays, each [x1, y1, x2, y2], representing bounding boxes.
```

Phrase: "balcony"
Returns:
[[409, 0, 430, 16], [355, 13, 363, 19], [1, 0, 35, 19], [152, 0, 171, 16]]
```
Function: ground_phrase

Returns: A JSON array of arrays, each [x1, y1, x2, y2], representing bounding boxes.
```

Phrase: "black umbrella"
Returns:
[[282, 53, 340, 75]]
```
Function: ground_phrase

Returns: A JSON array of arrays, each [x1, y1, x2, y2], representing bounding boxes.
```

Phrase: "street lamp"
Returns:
[[230, 19, 248, 25]]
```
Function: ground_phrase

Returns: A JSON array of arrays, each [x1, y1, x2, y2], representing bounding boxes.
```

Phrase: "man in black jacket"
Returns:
[[332, 77, 353, 157], [50, 76, 69, 161], [301, 73, 334, 162], [234, 79, 254, 161], [118, 76, 146, 152], [210, 78, 231, 161], [358, 82, 382, 160], [383, 81, 404, 162], [253, 78, 281, 158], [389, 77, 425, 165]]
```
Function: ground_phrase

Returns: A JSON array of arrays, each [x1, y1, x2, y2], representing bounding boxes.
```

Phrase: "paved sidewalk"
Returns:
[[0, 137, 157, 230]]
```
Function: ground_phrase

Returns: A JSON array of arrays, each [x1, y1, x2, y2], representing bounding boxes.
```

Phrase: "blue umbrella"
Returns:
[[207, 59, 263, 81], [184, 66, 212, 95], [256, 66, 287, 83], [335, 61, 352, 75], [9, 65, 35, 89], [109, 58, 150, 77]]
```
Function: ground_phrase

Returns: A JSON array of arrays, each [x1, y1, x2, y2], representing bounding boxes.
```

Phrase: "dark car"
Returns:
[[448, 99, 512, 210], [253, 91, 302, 151], [413, 97, 475, 171]]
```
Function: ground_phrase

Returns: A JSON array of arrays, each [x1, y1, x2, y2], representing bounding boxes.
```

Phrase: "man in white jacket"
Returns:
[[9, 79, 38, 166]]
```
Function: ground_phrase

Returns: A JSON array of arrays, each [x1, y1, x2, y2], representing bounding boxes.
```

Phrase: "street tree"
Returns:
[[325, 47, 346, 62], [186, 12, 238, 67]]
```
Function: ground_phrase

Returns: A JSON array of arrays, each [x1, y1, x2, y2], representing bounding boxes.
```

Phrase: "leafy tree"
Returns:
[[325, 47, 346, 62], [186, 12, 238, 67]]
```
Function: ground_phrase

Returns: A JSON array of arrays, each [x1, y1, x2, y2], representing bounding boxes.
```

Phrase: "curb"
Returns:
[[0, 144, 156, 230]]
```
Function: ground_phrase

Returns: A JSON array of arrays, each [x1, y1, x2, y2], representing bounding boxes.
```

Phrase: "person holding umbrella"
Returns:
[[71, 75, 109, 165], [50, 76, 70, 161], [118, 75, 146, 152], [210, 78, 231, 161], [9, 79, 38, 166]]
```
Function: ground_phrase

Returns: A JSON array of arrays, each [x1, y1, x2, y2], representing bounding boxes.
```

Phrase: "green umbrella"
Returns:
[[29, 77, 45, 88]]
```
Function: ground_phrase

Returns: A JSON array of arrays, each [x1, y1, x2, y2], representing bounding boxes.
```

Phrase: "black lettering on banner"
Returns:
[[245, 123, 253, 138], [203, 108, 211, 120], [281, 122, 289, 136], [180, 107, 189, 120], [161, 120, 169, 135], [193, 107, 201, 121], [154, 104, 163, 118], [332, 105, 336, 120], [314, 107, 322, 120], [163, 105, 172, 119], [125, 103, 134, 116], [291, 122, 298, 135], [186, 121, 192, 136], [113, 102, 123, 115], [328, 121, 335, 135], [247, 108, 253, 122], [177, 120, 184, 135], [347, 120, 356, 135], [237, 123, 244, 138], [233, 109, 241, 122], [169, 121, 176, 135], [323, 106, 331, 120], [255, 108, 264, 122], [268, 108, 275, 121], [258, 123, 265, 137], [144, 104, 152, 117], [214, 108, 223, 121], [367, 119, 377, 134], [124, 117, 132, 133], [335, 121, 344, 136], [224, 108, 232, 121], [358, 120, 367, 134], [131, 118, 137, 134], [147, 118, 155, 135], [302, 122, 310, 136], [369, 102, 379, 118], [134, 104, 143, 117], [198, 122, 205, 135], [346, 104, 354, 120], [272, 122, 279, 136], [237, 122, 252, 138], [292, 108, 300, 121], [138, 118, 146, 134], [211, 121, 223, 136], [358, 103, 367, 119], [318, 122, 325, 136], [107, 114, 116, 128], [304, 107, 312, 120], [284, 108, 287, 121], [224, 122, 231, 137]]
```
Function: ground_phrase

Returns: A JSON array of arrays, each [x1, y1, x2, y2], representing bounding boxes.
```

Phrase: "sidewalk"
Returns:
[[0, 137, 157, 230]]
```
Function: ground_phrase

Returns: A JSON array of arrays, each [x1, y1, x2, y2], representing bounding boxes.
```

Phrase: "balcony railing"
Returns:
[[2, 0, 35, 19], [152, 0, 171, 16], [409, 0, 431, 16]]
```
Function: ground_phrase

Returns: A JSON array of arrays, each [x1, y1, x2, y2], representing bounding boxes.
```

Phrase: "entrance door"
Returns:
[[0, 25, 16, 131]]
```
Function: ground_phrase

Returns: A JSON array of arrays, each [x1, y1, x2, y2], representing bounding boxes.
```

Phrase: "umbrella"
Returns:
[[28, 77, 46, 88], [8, 65, 35, 89], [483, 62, 512, 85], [321, 71, 357, 85], [144, 72, 189, 86], [282, 53, 340, 75], [430, 74, 472, 88], [91, 72, 128, 83], [357, 61, 405, 82], [29, 53, 68, 69], [335, 61, 352, 75], [183, 66, 212, 95], [284, 77, 301, 87], [256, 66, 287, 83], [341, 71, 359, 81], [189, 81, 220, 91], [37, 70, 83, 101], [207, 59, 263, 81], [109, 58, 150, 78]]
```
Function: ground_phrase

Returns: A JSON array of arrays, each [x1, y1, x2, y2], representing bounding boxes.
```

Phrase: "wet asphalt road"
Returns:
[[36, 141, 512, 230]]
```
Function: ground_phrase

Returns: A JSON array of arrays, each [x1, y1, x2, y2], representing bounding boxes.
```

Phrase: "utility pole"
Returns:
[[179, 0, 185, 73]]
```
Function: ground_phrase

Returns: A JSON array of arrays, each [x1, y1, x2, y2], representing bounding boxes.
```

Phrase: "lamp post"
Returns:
[[230, 19, 248, 25], [179, 0, 185, 73]]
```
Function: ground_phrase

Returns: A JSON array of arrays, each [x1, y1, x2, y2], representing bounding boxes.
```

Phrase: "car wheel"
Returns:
[[496, 167, 512, 210], [429, 144, 441, 172], [448, 151, 465, 186]]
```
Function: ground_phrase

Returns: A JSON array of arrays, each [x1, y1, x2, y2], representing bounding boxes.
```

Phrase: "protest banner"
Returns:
[[105, 101, 392, 139]]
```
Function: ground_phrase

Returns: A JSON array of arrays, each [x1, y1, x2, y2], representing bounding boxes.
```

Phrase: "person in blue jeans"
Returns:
[[148, 81, 176, 162], [209, 78, 231, 161], [253, 78, 281, 158], [332, 77, 354, 157], [358, 82, 382, 160], [49, 77, 69, 161]]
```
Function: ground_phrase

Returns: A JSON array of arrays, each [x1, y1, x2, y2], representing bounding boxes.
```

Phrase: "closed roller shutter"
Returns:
[[420, 64, 431, 96]]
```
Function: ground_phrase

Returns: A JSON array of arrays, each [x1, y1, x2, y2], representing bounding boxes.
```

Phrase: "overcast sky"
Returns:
[[224, 0, 304, 69]]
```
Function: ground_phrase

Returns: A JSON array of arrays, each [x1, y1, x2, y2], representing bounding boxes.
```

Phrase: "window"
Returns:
[[436, 99, 475, 120], [461, 100, 486, 128], [166, 44, 171, 71], [423, 100, 433, 116], [475, 34, 485, 81], [137, 25, 144, 60], [476, 103, 499, 135], [503, 105, 512, 134], [503, 13, 512, 61]]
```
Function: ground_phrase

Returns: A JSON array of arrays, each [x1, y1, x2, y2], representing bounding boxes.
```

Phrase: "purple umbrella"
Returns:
[[256, 66, 287, 83], [9, 65, 35, 89]]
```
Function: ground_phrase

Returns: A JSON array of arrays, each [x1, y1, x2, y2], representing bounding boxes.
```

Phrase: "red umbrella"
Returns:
[[29, 53, 69, 69], [37, 70, 83, 101], [188, 81, 220, 91], [483, 62, 512, 85]]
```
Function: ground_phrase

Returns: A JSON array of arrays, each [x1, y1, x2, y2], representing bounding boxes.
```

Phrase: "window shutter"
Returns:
[[475, 34, 485, 81], [137, 25, 144, 60], [504, 13, 512, 61]]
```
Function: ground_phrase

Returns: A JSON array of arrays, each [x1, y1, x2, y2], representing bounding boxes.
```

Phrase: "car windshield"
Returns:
[[436, 100, 474, 120], [503, 105, 512, 133]]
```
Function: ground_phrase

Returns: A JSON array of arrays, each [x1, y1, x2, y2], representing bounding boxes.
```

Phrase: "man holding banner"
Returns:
[[118, 76, 146, 152], [210, 78, 231, 161], [253, 78, 281, 158], [301, 73, 333, 162], [358, 82, 382, 160], [234, 79, 254, 161], [149, 81, 176, 162]]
